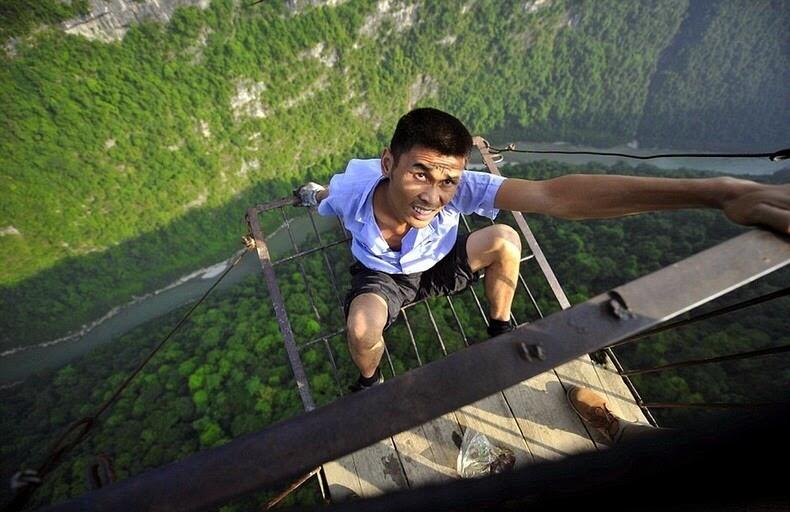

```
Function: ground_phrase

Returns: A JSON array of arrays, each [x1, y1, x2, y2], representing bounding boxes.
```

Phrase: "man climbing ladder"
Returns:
[[295, 107, 790, 391]]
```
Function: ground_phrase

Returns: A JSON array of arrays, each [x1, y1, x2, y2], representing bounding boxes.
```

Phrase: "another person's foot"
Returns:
[[566, 385, 622, 443], [348, 368, 383, 393]]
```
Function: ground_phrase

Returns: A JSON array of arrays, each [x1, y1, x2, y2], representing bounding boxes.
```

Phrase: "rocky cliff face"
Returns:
[[61, 0, 211, 42], [60, 0, 351, 42], [283, 0, 346, 13]]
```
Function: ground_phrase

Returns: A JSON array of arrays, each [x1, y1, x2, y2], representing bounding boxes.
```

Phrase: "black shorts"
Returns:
[[343, 234, 480, 329]]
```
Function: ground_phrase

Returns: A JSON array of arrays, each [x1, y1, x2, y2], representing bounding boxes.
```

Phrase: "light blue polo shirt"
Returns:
[[317, 158, 506, 274]]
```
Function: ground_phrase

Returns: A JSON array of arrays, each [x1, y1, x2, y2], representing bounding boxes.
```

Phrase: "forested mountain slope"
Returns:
[[638, 0, 789, 151], [1, 0, 786, 351]]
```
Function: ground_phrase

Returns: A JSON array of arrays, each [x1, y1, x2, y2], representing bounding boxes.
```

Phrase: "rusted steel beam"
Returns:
[[43, 229, 789, 512], [246, 204, 315, 412], [474, 137, 653, 422], [474, 136, 572, 310]]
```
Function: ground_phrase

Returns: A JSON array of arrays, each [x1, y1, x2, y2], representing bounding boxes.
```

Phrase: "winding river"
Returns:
[[0, 213, 340, 387]]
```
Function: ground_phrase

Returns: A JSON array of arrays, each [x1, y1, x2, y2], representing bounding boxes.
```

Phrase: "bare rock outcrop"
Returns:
[[62, 0, 211, 42]]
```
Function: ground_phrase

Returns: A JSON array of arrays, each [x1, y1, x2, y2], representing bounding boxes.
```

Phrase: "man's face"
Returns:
[[381, 145, 465, 229]]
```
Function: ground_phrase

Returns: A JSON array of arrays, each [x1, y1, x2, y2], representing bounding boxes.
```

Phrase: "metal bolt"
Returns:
[[519, 342, 545, 362], [608, 296, 634, 320]]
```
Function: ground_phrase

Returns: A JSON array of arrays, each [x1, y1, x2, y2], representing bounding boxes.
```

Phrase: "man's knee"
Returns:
[[490, 224, 521, 263], [346, 293, 388, 350], [468, 224, 522, 272]]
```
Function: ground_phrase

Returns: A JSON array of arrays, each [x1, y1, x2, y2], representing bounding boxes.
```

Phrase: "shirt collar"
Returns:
[[354, 174, 386, 223]]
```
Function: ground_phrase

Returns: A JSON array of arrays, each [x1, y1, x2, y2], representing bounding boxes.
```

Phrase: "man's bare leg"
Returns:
[[466, 224, 522, 323], [346, 293, 389, 378]]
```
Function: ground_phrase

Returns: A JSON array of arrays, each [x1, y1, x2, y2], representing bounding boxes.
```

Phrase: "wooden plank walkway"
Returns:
[[322, 353, 652, 501]]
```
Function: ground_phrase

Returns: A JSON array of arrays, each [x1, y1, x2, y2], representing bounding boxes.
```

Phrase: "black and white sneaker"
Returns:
[[487, 318, 515, 338], [348, 368, 384, 393]]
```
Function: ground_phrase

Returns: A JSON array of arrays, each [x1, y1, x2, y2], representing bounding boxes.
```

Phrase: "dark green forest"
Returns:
[[637, 0, 790, 151], [1, 161, 787, 510], [2, 0, 787, 351]]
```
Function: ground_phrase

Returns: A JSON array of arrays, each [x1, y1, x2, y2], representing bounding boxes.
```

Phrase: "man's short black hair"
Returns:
[[389, 108, 473, 163]]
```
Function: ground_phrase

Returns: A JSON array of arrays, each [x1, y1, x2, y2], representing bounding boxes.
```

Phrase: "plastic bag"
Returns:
[[456, 428, 516, 478]]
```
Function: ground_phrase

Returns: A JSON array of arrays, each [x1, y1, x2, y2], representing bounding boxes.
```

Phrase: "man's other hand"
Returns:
[[294, 182, 326, 208], [11, 469, 41, 492], [721, 180, 790, 235]]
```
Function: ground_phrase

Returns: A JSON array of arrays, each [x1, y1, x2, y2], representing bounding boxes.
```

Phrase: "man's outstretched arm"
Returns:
[[493, 175, 790, 235]]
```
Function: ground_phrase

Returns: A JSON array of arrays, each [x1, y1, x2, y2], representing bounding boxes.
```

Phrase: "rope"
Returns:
[[622, 342, 790, 377], [488, 144, 790, 162], [610, 286, 790, 348], [6, 243, 253, 511]]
